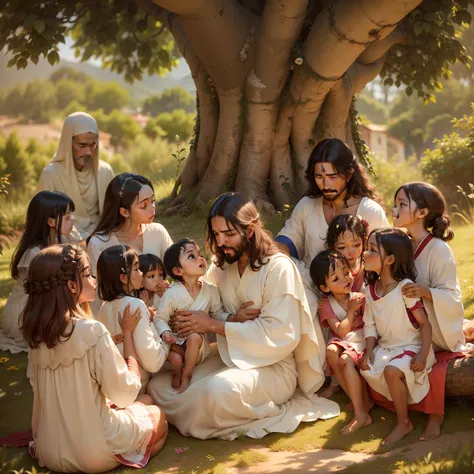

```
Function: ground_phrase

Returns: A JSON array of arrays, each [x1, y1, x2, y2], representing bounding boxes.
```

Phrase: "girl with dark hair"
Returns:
[[87, 173, 173, 314], [275, 139, 388, 268], [310, 250, 369, 435], [139, 253, 169, 311], [97, 245, 169, 392], [0, 191, 75, 353], [360, 228, 435, 447], [22, 244, 167, 473]]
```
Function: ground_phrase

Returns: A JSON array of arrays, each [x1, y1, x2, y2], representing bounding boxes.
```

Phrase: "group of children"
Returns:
[[0, 177, 470, 469]]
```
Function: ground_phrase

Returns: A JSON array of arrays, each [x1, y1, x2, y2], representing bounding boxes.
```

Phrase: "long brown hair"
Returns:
[[395, 182, 454, 242], [20, 244, 89, 349], [206, 192, 278, 270], [305, 138, 384, 207]]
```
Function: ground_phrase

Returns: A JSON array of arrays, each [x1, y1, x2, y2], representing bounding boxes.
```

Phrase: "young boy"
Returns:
[[155, 238, 228, 392]]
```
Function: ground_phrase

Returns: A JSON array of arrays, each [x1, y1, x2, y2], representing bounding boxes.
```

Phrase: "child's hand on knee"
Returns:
[[360, 351, 374, 371], [410, 352, 427, 372]]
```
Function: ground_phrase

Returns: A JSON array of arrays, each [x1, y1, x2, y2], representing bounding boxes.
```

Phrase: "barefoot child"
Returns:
[[97, 245, 169, 392], [311, 250, 370, 434], [155, 238, 228, 393], [319, 214, 369, 399], [361, 228, 435, 446], [21, 244, 167, 472], [0, 191, 75, 353], [138, 253, 169, 321], [392, 181, 471, 440]]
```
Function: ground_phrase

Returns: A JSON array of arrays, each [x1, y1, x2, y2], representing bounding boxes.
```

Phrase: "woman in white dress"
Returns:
[[22, 244, 167, 473], [0, 191, 75, 353], [87, 173, 173, 314]]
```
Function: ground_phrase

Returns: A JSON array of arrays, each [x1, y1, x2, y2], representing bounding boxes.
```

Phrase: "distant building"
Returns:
[[359, 123, 405, 161], [131, 113, 150, 128]]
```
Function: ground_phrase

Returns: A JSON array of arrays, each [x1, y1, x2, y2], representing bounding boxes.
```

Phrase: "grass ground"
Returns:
[[0, 216, 473, 474]]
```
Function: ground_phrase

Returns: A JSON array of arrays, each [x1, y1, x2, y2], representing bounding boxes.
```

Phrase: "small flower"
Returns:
[[14, 392, 22, 396], [175, 447, 188, 454], [0, 357, 10, 364], [7, 365, 19, 371], [175, 135, 180, 142], [294, 57, 303, 65]]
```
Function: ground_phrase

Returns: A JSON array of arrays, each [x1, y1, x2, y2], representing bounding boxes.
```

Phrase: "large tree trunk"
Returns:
[[142, 0, 419, 214]]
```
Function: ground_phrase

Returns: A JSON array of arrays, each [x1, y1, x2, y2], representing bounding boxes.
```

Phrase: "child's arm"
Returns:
[[155, 292, 177, 343], [118, 304, 140, 362], [410, 306, 432, 372], [360, 336, 376, 371], [326, 293, 365, 339]]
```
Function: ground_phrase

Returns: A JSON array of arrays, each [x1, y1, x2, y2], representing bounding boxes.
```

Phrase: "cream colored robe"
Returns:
[[154, 280, 228, 361], [37, 112, 114, 240], [29, 318, 155, 473], [414, 235, 469, 352], [361, 280, 436, 404], [147, 253, 340, 440], [87, 223, 173, 315], [0, 246, 41, 353], [98, 296, 169, 390]]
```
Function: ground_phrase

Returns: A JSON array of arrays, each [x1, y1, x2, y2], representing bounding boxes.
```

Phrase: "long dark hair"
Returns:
[[11, 191, 75, 279], [326, 214, 369, 253], [20, 244, 88, 349], [206, 192, 278, 270], [87, 173, 153, 242], [395, 182, 454, 242], [310, 250, 349, 294], [97, 245, 139, 301], [365, 228, 417, 285], [305, 138, 384, 206]]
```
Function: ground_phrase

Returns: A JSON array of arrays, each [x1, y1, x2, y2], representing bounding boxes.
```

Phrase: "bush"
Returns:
[[142, 87, 196, 115], [149, 109, 196, 141]]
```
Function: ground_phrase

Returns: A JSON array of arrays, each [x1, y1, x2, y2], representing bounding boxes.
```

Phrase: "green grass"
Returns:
[[0, 217, 473, 474]]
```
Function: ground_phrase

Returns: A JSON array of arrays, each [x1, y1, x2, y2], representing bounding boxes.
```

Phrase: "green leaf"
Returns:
[[47, 50, 60, 65], [33, 19, 45, 34], [413, 22, 424, 36], [406, 86, 413, 96]]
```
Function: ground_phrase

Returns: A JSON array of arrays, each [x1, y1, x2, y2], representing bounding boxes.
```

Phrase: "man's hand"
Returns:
[[230, 301, 261, 323], [402, 283, 430, 300]]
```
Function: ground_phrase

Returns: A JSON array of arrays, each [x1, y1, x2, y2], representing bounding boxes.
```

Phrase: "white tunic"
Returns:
[[414, 234, 467, 352], [361, 280, 436, 404], [29, 318, 155, 473], [147, 253, 340, 440], [0, 246, 41, 353], [276, 196, 389, 268], [98, 296, 169, 389], [154, 280, 227, 364]]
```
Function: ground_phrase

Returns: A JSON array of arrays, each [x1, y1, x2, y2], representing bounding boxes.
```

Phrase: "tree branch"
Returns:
[[357, 26, 406, 65]]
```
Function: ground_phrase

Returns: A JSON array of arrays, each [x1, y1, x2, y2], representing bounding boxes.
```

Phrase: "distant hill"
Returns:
[[0, 51, 195, 101]]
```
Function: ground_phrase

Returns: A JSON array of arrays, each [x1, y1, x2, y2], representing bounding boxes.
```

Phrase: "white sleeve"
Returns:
[[154, 291, 175, 336]]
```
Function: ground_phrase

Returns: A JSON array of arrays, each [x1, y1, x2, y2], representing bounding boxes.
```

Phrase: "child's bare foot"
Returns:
[[178, 376, 191, 393], [419, 414, 444, 441], [319, 384, 341, 399], [382, 419, 414, 447], [341, 413, 372, 435], [171, 372, 182, 390]]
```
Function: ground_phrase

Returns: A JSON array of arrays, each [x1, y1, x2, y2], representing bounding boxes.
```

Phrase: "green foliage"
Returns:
[[146, 109, 196, 141], [451, 183, 474, 224], [371, 154, 424, 209], [171, 137, 187, 183], [0, 0, 179, 82], [421, 105, 474, 206], [49, 66, 89, 84], [83, 80, 129, 114], [143, 87, 196, 116], [0, 132, 34, 190], [93, 109, 142, 147], [356, 93, 388, 124], [381, 0, 474, 103]]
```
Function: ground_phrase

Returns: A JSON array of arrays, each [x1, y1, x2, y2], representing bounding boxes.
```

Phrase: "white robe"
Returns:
[[37, 112, 114, 241], [0, 246, 41, 353], [154, 280, 227, 363], [87, 223, 173, 315], [414, 234, 468, 352], [98, 296, 169, 390], [29, 318, 157, 473], [147, 253, 340, 440], [361, 280, 436, 404]]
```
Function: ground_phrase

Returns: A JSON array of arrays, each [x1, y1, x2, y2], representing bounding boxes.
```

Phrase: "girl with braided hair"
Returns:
[[21, 244, 168, 472], [0, 190, 75, 353]]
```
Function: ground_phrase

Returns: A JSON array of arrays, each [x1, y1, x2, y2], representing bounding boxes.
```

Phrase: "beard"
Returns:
[[221, 241, 248, 264], [322, 182, 348, 202]]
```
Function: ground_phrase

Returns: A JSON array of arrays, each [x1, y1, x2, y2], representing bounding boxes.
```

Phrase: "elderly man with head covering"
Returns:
[[38, 112, 114, 242]]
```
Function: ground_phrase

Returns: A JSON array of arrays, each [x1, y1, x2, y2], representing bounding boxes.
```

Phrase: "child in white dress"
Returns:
[[21, 244, 167, 472], [156, 238, 228, 393], [138, 253, 169, 321], [97, 245, 169, 392], [311, 250, 369, 435], [361, 228, 435, 447], [0, 190, 75, 353]]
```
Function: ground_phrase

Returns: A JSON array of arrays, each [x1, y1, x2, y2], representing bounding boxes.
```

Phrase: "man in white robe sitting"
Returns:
[[38, 112, 114, 242], [147, 192, 339, 440]]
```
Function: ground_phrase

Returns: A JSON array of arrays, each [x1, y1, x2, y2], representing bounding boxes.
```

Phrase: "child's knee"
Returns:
[[187, 333, 203, 347], [339, 354, 355, 369], [384, 365, 403, 380], [326, 344, 339, 360], [167, 351, 183, 367]]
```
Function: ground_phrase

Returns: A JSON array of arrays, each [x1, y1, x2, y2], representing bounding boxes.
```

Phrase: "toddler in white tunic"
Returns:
[[156, 238, 229, 393]]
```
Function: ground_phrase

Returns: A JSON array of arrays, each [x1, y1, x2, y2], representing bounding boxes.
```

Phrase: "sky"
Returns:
[[58, 38, 191, 79]]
